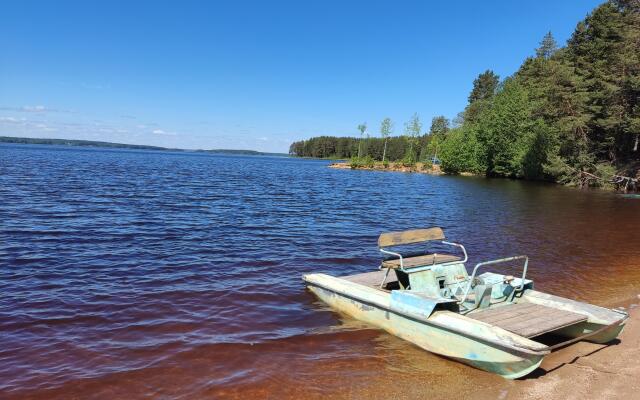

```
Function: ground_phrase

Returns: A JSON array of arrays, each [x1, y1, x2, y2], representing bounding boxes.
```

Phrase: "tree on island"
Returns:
[[403, 113, 422, 165], [357, 122, 367, 158], [380, 117, 393, 163]]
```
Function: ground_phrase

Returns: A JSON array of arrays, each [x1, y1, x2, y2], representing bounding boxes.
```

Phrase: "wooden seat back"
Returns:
[[378, 227, 445, 248]]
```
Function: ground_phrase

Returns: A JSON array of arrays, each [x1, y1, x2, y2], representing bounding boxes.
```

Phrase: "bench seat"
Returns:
[[382, 253, 461, 269]]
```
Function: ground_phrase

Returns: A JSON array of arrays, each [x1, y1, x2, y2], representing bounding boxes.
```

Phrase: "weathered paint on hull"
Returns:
[[307, 284, 545, 379]]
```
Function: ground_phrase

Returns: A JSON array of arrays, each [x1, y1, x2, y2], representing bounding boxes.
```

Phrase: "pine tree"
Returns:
[[429, 116, 450, 135], [465, 70, 500, 124], [468, 70, 500, 103], [536, 32, 558, 59]]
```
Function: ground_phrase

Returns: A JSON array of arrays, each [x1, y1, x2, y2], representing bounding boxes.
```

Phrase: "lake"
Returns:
[[1, 144, 639, 399]]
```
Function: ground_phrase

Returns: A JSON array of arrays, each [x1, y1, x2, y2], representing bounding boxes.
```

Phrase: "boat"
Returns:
[[302, 227, 628, 379]]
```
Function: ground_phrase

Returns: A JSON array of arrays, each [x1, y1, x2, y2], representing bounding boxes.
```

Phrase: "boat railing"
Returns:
[[458, 255, 529, 306], [379, 240, 468, 273], [378, 241, 468, 288]]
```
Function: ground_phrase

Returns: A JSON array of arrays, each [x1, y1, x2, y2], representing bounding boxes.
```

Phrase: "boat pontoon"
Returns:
[[303, 227, 628, 378]]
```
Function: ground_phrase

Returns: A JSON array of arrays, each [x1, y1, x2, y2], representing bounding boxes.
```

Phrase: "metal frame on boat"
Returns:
[[303, 227, 628, 379]]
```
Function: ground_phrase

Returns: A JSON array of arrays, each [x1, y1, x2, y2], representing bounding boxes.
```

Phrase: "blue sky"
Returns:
[[0, 1, 602, 152]]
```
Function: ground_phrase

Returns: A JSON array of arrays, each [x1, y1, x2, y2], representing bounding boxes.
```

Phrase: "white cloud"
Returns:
[[22, 105, 47, 112], [0, 105, 74, 113], [152, 129, 177, 136]]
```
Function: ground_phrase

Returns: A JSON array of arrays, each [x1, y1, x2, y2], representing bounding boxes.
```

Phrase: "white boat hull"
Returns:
[[305, 275, 548, 379]]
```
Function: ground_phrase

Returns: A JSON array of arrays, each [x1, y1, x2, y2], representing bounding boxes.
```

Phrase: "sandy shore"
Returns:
[[472, 298, 640, 400]]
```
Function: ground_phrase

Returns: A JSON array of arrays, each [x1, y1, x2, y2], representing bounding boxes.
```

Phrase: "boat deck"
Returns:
[[341, 270, 398, 289], [468, 302, 588, 338]]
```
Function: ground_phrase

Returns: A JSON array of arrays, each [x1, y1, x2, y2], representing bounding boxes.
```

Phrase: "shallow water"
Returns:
[[1, 144, 639, 399]]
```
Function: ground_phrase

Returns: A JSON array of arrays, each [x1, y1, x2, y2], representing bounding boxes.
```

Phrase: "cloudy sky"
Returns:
[[0, 0, 601, 152]]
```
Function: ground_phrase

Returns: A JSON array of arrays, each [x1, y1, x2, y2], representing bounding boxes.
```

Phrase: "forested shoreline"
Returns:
[[290, 0, 639, 190]]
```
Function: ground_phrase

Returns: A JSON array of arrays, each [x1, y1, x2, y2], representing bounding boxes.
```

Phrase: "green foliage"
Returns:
[[404, 113, 422, 161], [382, 159, 390, 168], [468, 70, 500, 103], [437, 1, 640, 184], [464, 70, 500, 125], [291, 1, 640, 187], [362, 155, 375, 168], [380, 118, 392, 138], [536, 31, 558, 59], [429, 116, 449, 135], [289, 135, 428, 161], [349, 155, 375, 169], [476, 79, 537, 177], [380, 117, 393, 162], [349, 156, 362, 169], [440, 128, 484, 174], [401, 152, 417, 168]]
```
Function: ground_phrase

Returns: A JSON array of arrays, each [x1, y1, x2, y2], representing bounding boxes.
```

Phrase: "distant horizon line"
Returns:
[[0, 135, 290, 156]]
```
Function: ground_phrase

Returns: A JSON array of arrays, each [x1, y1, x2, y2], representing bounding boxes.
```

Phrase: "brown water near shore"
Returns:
[[2, 145, 640, 399]]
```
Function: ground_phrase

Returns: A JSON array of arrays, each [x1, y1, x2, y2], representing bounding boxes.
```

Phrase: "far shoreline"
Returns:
[[0, 136, 289, 157]]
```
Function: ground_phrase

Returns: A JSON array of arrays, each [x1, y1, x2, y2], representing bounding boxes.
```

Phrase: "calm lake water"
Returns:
[[1, 144, 639, 399]]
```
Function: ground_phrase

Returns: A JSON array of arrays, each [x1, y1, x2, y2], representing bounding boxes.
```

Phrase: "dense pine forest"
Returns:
[[290, 0, 639, 189]]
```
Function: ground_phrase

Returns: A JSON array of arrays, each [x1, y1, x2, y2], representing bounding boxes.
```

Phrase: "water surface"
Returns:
[[1, 144, 639, 399]]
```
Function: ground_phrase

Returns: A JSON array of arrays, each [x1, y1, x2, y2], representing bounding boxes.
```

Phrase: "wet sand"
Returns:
[[476, 299, 640, 400], [361, 297, 640, 400], [304, 299, 640, 400]]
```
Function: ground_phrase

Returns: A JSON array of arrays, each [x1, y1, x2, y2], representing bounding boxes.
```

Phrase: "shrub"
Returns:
[[361, 155, 375, 168], [401, 152, 417, 168], [349, 156, 362, 169]]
